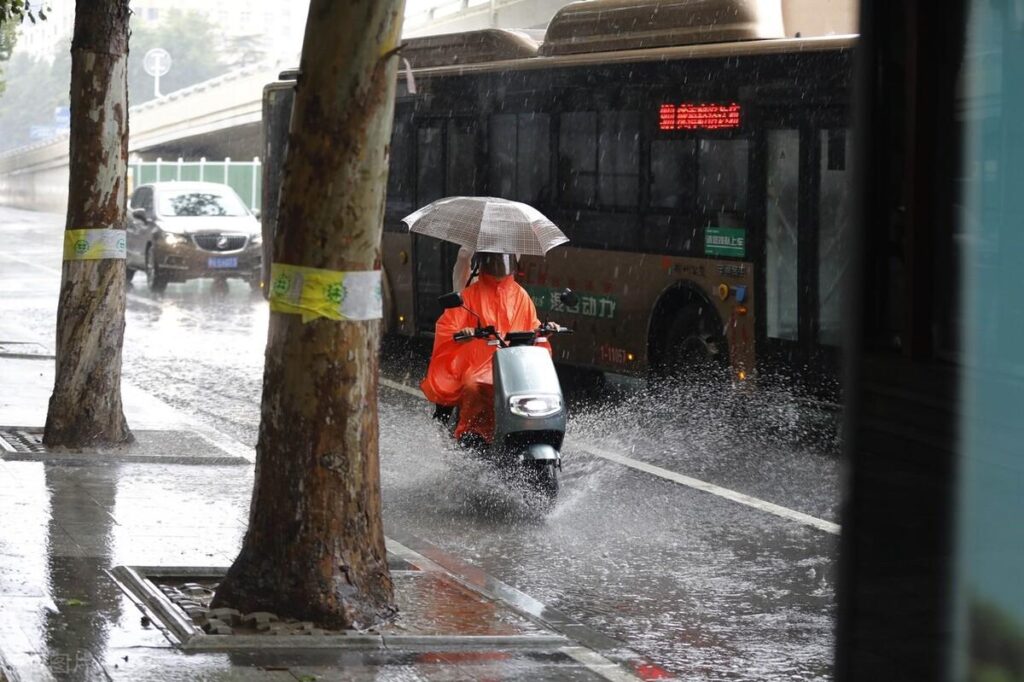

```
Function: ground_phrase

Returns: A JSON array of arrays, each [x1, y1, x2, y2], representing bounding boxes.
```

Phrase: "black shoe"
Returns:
[[433, 404, 455, 425], [457, 432, 487, 450]]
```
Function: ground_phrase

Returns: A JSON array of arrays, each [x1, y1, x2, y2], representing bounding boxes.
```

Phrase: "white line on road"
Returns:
[[0, 251, 165, 312], [378, 377, 841, 536]]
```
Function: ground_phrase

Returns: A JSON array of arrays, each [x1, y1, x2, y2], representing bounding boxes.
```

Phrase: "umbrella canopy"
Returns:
[[401, 196, 569, 256]]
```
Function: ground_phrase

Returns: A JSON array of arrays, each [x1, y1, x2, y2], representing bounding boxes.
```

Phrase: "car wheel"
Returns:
[[145, 245, 168, 294], [248, 274, 263, 293]]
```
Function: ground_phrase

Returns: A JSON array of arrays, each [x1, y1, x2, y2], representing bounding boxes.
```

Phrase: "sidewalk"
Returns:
[[0, 322, 648, 680]]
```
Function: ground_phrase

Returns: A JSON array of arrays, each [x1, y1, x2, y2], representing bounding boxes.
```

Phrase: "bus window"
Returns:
[[387, 109, 414, 220], [598, 111, 640, 207], [818, 128, 853, 346], [516, 113, 550, 205], [489, 114, 517, 198], [446, 119, 477, 195], [558, 110, 640, 209], [649, 138, 697, 210], [558, 111, 598, 207], [697, 138, 749, 222], [488, 113, 551, 204], [765, 130, 799, 341], [417, 124, 444, 205]]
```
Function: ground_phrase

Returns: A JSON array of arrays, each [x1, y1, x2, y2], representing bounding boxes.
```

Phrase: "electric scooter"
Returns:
[[436, 289, 578, 502]]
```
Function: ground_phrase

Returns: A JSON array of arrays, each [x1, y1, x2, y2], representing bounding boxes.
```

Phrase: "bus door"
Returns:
[[412, 118, 479, 333], [760, 112, 851, 386]]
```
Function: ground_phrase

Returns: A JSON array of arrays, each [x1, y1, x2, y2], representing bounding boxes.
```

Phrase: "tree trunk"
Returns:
[[43, 0, 131, 448], [212, 0, 405, 628]]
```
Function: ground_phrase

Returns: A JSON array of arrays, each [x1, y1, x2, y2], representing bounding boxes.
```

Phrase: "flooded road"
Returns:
[[0, 207, 840, 680]]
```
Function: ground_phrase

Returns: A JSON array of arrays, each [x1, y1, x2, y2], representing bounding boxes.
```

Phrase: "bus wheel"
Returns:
[[659, 305, 726, 381]]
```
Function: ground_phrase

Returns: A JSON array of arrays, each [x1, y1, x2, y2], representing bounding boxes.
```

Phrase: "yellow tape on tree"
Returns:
[[63, 229, 127, 261], [268, 263, 382, 323]]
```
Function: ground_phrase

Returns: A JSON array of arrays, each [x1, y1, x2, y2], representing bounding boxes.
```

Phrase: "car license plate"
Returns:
[[208, 257, 238, 269]]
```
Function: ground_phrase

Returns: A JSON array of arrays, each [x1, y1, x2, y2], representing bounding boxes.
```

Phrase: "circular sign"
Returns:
[[143, 48, 172, 77]]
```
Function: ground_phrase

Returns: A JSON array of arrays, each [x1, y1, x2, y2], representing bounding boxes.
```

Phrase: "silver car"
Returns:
[[125, 181, 263, 293]]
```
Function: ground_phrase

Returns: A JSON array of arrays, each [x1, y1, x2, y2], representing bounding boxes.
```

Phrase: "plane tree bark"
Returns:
[[212, 0, 405, 628], [43, 0, 131, 447]]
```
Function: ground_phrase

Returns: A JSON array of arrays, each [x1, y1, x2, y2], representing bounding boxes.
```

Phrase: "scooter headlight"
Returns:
[[509, 394, 562, 418]]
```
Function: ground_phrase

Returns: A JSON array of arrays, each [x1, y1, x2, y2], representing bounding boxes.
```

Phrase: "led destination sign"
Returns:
[[658, 102, 742, 131]]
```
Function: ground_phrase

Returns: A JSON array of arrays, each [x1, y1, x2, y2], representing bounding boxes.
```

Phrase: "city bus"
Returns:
[[262, 0, 857, 390]]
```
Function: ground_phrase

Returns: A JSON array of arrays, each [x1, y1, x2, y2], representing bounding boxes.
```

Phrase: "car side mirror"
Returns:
[[438, 292, 463, 310], [559, 288, 580, 308], [132, 208, 148, 221], [252, 209, 261, 221]]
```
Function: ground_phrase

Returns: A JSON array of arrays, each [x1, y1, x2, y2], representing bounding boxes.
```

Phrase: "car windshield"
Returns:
[[157, 190, 248, 217]]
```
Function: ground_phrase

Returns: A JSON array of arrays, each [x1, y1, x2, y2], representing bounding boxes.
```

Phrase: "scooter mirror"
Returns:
[[438, 292, 464, 310], [559, 288, 580, 308]]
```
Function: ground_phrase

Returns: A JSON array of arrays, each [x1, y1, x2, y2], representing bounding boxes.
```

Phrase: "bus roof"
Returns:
[[274, 0, 857, 85], [401, 33, 856, 81], [539, 0, 786, 56], [401, 29, 540, 68]]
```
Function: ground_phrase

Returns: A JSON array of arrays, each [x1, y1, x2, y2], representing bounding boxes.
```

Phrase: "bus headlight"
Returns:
[[509, 394, 562, 418]]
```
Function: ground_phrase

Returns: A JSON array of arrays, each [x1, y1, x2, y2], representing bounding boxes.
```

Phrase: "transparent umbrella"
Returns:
[[401, 196, 569, 255]]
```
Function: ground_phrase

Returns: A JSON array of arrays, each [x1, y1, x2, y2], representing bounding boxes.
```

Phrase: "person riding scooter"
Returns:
[[421, 251, 548, 445]]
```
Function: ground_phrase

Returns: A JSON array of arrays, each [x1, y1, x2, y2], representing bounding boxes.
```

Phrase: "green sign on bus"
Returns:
[[704, 226, 746, 258]]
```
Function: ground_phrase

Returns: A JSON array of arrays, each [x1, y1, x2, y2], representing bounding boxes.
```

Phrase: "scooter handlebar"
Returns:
[[540, 322, 573, 335], [453, 325, 497, 342]]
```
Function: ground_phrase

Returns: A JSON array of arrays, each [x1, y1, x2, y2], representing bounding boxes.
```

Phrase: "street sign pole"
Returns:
[[143, 48, 172, 98]]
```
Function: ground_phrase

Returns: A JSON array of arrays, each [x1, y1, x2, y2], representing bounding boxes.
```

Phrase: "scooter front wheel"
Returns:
[[527, 462, 559, 502]]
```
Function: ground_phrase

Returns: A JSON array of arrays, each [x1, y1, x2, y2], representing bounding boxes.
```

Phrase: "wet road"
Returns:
[[0, 207, 840, 680]]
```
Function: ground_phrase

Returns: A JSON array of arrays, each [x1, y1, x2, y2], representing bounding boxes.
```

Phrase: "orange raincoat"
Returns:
[[421, 273, 547, 441]]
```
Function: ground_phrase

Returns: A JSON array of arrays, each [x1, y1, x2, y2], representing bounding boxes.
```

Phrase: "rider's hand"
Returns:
[[457, 327, 475, 341]]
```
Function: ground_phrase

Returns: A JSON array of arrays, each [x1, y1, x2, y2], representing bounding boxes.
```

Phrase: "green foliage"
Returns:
[[0, 20, 16, 94], [970, 597, 1024, 682], [0, 1, 47, 25], [0, 7, 229, 151], [0, 41, 69, 151], [0, 0, 44, 94], [128, 9, 229, 106]]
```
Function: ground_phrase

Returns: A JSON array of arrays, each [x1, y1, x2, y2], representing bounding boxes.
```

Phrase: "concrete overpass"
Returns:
[[0, 0, 574, 213], [0, 60, 284, 212]]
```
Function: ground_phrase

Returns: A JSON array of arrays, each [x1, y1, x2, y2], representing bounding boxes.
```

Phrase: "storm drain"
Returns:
[[0, 427, 249, 465], [0, 428, 46, 454]]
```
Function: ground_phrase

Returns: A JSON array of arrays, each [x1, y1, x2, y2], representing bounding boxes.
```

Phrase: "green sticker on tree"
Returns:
[[62, 229, 127, 261], [704, 226, 746, 258]]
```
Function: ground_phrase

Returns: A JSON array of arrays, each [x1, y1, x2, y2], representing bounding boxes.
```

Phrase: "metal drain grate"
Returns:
[[0, 427, 46, 453], [0, 428, 250, 464]]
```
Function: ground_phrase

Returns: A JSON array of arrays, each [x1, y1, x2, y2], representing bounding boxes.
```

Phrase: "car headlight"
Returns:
[[250, 233, 262, 246], [163, 232, 188, 245], [509, 394, 562, 418]]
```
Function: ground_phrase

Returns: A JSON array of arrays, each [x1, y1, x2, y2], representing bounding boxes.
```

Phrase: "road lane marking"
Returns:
[[575, 443, 840, 535], [378, 377, 841, 536], [380, 376, 424, 398], [0, 250, 222, 314]]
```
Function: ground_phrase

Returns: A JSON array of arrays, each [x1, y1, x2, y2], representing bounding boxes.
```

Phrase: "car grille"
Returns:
[[191, 234, 248, 252]]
